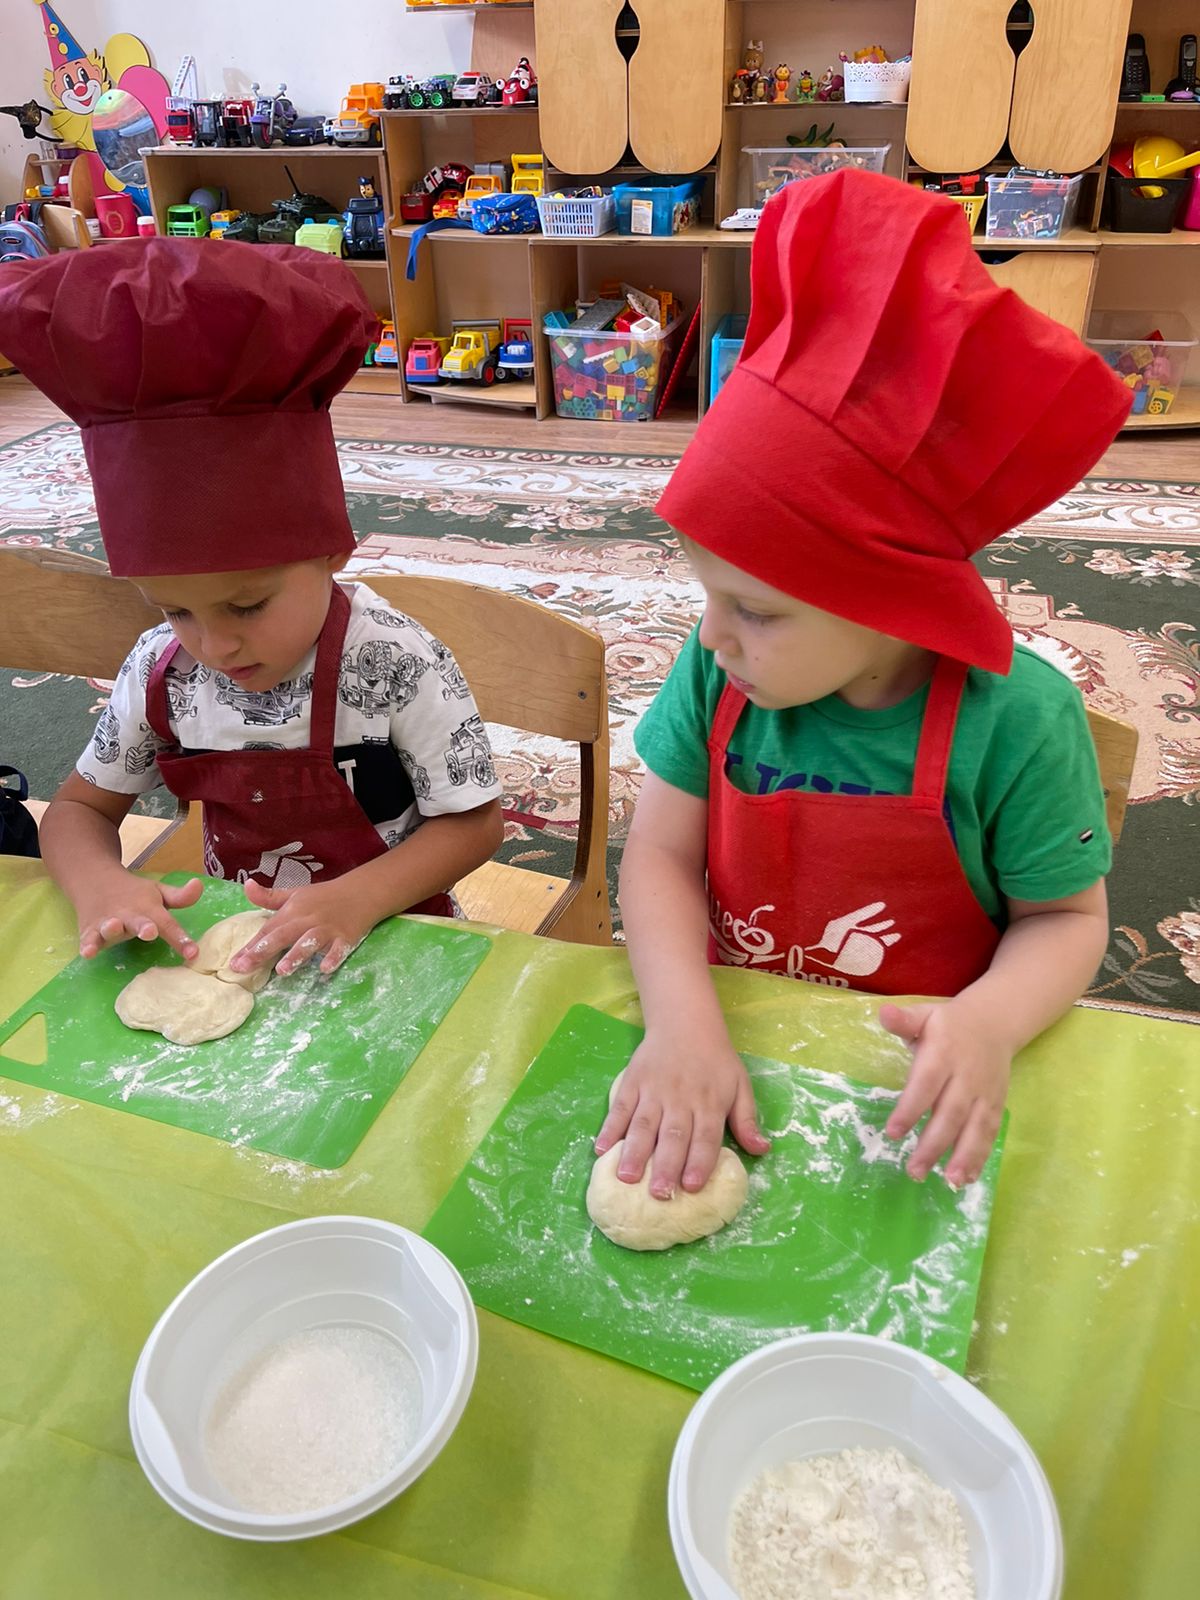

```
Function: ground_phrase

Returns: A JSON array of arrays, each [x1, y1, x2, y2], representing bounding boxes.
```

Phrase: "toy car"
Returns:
[[283, 116, 327, 146], [165, 203, 209, 238], [343, 173, 385, 258], [218, 98, 254, 147], [439, 322, 501, 384], [384, 75, 417, 110], [191, 99, 222, 147], [295, 219, 344, 255], [400, 190, 433, 222], [405, 75, 455, 111], [496, 317, 534, 380], [330, 83, 385, 145], [405, 335, 450, 385], [501, 57, 538, 107], [374, 322, 399, 365], [452, 72, 497, 107], [216, 211, 270, 243], [209, 208, 243, 237], [165, 104, 195, 144], [273, 176, 341, 227]]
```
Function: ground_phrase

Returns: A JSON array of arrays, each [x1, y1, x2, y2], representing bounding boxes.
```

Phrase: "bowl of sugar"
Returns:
[[668, 1331, 1061, 1600], [129, 1215, 477, 1540]]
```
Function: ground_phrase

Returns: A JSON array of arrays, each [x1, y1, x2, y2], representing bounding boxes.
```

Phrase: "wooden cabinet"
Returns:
[[981, 248, 1099, 332], [909, 0, 1131, 173], [534, 0, 724, 175]]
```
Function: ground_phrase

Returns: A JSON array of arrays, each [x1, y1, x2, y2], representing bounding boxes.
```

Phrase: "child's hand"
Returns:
[[75, 871, 203, 961], [880, 998, 1011, 1188], [230, 878, 373, 977], [594, 1029, 770, 1200]]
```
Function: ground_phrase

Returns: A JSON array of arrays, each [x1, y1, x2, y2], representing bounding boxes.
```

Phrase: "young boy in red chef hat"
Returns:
[[0, 240, 503, 976], [597, 169, 1131, 1197]]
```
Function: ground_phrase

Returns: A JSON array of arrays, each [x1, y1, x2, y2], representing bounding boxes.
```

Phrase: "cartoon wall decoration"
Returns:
[[32, 0, 171, 213]]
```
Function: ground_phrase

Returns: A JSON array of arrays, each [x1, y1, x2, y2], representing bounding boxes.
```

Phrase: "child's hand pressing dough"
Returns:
[[586, 1071, 750, 1250]]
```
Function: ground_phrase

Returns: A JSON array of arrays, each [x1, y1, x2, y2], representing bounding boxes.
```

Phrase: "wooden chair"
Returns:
[[0, 549, 613, 945], [1086, 708, 1138, 847]]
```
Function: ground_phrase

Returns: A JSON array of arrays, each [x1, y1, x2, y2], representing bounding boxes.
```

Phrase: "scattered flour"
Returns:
[[204, 1325, 422, 1514], [729, 1447, 975, 1600]]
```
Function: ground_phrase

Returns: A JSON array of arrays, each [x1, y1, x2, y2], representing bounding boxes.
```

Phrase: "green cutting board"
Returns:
[[0, 875, 489, 1168], [425, 1005, 1005, 1391]]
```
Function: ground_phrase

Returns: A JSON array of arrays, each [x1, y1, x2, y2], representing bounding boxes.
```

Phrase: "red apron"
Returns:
[[706, 657, 1000, 996], [145, 584, 454, 914]]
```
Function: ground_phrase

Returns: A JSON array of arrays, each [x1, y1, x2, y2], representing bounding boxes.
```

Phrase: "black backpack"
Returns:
[[0, 766, 41, 857]]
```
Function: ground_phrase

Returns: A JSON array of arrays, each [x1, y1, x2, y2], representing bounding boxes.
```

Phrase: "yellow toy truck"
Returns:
[[439, 320, 503, 385]]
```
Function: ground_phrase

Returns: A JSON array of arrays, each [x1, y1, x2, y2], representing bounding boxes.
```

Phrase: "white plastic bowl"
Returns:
[[129, 1215, 478, 1540], [668, 1332, 1062, 1600]]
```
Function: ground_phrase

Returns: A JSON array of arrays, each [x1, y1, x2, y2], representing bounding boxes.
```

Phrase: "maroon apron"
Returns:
[[145, 584, 454, 913], [705, 656, 1001, 996]]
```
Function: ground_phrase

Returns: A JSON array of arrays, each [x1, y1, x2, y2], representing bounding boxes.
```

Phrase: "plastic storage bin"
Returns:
[[536, 192, 616, 238], [1105, 174, 1188, 234], [984, 173, 1083, 240], [745, 145, 891, 206], [709, 313, 747, 404], [613, 178, 704, 236], [1086, 311, 1196, 417], [545, 315, 680, 421]]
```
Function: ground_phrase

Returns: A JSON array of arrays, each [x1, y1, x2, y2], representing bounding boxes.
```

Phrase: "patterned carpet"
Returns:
[[3, 423, 1198, 1023]]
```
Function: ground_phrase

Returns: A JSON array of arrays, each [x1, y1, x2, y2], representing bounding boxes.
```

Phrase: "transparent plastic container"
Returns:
[[984, 173, 1083, 240], [545, 314, 680, 421], [1086, 311, 1197, 417], [744, 145, 891, 206], [709, 313, 747, 403], [613, 177, 704, 236]]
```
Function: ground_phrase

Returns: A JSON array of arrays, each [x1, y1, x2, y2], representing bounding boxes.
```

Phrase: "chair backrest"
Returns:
[[0, 553, 606, 745], [1085, 707, 1137, 847]]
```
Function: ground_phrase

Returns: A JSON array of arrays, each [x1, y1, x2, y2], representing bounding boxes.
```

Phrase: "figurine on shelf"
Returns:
[[772, 64, 792, 104], [729, 40, 764, 105], [816, 66, 845, 103], [793, 69, 816, 103]]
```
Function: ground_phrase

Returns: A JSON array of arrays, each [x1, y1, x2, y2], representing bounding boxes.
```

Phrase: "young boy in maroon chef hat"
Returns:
[[597, 170, 1132, 1198], [0, 240, 503, 976]]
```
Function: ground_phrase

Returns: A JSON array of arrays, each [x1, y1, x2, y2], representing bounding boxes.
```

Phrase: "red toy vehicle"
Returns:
[[165, 104, 195, 145], [502, 57, 538, 107], [405, 335, 450, 386], [400, 190, 433, 222]]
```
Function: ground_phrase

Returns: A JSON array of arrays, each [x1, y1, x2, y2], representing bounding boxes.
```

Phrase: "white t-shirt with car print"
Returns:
[[77, 581, 502, 853]]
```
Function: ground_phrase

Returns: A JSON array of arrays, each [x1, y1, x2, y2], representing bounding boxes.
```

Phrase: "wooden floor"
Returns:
[[3, 374, 1200, 477]]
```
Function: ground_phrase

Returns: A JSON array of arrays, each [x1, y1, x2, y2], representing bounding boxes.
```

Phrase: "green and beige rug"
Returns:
[[3, 423, 1198, 1023]]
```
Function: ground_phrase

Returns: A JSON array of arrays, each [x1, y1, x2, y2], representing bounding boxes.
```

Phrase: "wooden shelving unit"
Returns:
[[123, 0, 1181, 427], [142, 144, 399, 398]]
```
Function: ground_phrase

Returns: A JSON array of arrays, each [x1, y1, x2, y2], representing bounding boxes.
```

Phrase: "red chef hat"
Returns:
[[657, 169, 1131, 673], [0, 238, 378, 577]]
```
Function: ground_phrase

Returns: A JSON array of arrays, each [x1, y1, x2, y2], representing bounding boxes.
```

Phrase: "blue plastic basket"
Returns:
[[709, 313, 748, 404]]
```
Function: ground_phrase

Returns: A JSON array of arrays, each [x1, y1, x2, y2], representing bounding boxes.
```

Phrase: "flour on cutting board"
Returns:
[[455, 1043, 999, 1382]]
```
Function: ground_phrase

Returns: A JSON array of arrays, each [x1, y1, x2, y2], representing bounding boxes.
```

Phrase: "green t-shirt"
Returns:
[[634, 630, 1111, 921]]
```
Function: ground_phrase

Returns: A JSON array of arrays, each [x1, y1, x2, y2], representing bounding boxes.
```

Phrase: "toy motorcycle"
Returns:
[[251, 82, 297, 148]]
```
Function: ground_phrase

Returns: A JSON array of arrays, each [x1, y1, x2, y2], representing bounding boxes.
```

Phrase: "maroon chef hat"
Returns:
[[0, 238, 378, 576], [657, 169, 1131, 673]]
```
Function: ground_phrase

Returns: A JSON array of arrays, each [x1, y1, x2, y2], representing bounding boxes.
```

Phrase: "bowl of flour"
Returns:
[[668, 1332, 1061, 1600], [129, 1215, 477, 1539]]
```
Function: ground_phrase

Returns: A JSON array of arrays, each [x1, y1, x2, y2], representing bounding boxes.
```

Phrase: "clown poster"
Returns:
[[33, 0, 171, 213]]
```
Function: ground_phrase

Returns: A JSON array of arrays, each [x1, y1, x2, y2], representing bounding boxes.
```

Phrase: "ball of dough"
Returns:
[[115, 966, 254, 1046], [586, 1141, 749, 1251], [190, 910, 274, 993]]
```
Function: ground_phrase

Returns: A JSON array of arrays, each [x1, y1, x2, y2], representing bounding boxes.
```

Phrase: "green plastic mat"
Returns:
[[425, 1005, 1006, 1390], [0, 876, 490, 1168]]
